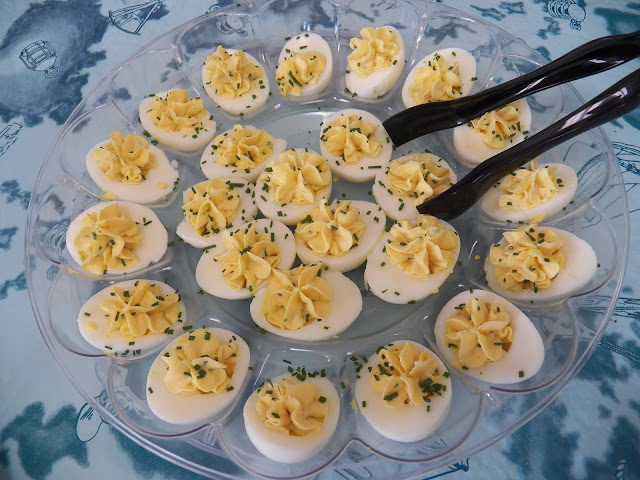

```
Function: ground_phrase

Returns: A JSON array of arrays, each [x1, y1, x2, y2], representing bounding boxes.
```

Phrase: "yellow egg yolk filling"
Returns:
[[94, 132, 156, 184], [348, 27, 399, 78], [444, 298, 513, 369], [148, 88, 207, 133], [256, 379, 328, 436], [320, 114, 382, 164], [211, 125, 274, 170], [73, 203, 143, 274], [296, 201, 366, 257], [276, 51, 327, 96], [182, 179, 240, 237], [387, 155, 452, 205], [100, 280, 181, 339], [370, 342, 445, 408], [204, 46, 264, 99], [214, 224, 281, 292], [470, 102, 523, 148], [489, 222, 564, 292], [260, 150, 331, 206], [262, 263, 332, 330], [162, 330, 237, 395], [387, 216, 458, 279], [498, 160, 561, 209], [409, 53, 463, 104]]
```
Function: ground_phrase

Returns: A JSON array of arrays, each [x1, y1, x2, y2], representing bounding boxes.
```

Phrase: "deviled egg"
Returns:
[[484, 220, 597, 303], [201, 46, 269, 115], [480, 159, 578, 222], [355, 341, 452, 442], [295, 200, 385, 272], [86, 132, 179, 203], [139, 88, 216, 153], [345, 26, 405, 99], [401, 48, 476, 108], [65, 201, 168, 275], [453, 98, 531, 166], [77, 279, 186, 357], [318, 108, 393, 182], [434, 289, 545, 383], [364, 215, 460, 304], [255, 148, 332, 226], [243, 373, 340, 463], [201, 125, 287, 182], [195, 219, 296, 300], [250, 263, 362, 341], [146, 327, 251, 425], [176, 177, 257, 248], [275, 32, 333, 97], [372, 153, 457, 221]]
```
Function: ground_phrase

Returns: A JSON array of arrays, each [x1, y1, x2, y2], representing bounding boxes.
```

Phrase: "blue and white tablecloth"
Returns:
[[1, 1, 639, 479]]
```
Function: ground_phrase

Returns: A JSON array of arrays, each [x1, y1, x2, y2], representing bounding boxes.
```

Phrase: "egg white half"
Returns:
[[372, 153, 458, 222], [453, 98, 531, 166], [146, 327, 251, 425], [484, 227, 598, 303], [364, 218, 460, 304], [77, 279, 186, 357], [295, 200, 386, 272], [200, 125, 287, 182], [355, 340, 452, 443], [345, 26, 405, 99], [434, 289, 545, 383], [277, 32, 333, 98], [255, 148, 333, 226], [401, 48, 476, 109], [195, 219, 296, 300], [86, 139, 179, 203], [243, 374, 340, 463], [201, 49, 270, 115], [139, 91, 217, 153], [480, 163, 578, 223], [65, 201, 168, 275], [318, 109, 393, 182], [176, 177, 258, 249], [249, 268, 363, 341]]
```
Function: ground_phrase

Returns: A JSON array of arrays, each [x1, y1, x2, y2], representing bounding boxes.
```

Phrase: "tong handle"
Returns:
[[416, 67, 640, 220], [384, 30, 640, 146]]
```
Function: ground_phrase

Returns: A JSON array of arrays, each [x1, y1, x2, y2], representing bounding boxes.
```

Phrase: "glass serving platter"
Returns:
[[26, 0, 629, 478]]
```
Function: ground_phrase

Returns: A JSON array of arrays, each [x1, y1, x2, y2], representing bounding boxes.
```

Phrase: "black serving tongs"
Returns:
[[382, 31, 640, 221]]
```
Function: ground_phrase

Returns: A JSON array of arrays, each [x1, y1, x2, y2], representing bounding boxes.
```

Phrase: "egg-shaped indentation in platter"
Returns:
[[242, 373, 340, 463], [77, 279, 187, 359], [195, 218, 296, 300], [355, 340, 452, 443], [480, 162, 578, 223], [146, 327, 251, 425], [453, 98, 531, 167], [176, 177, 258, 249], [139, 89, 217, 153], [434, 289, 545, 384], [65, 201, 168, 276], [318, 108, 392, 182], [401, 47, 476, 109], [275, 32, 333, 98], [85, 134, 179, 204], [200, 125, 287, 183], [295, 200, 386, 272], [372, 153, 458, 222], [364, 216, 460, 304], [484, 224, 598, 304], [201, 46, 270, 116], [249, 264, 363, 341], [344, 26, 406, 99]]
